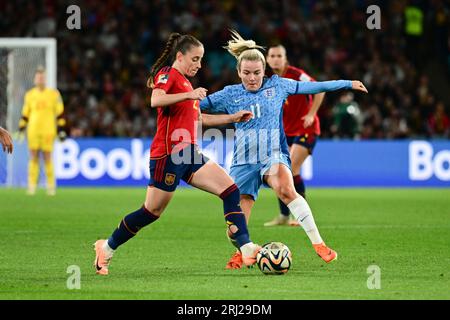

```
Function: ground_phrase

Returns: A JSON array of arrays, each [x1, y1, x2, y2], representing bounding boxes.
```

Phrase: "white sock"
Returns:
[[240, 242, 256, 257], [102, 241, 115, 256], [287, 196, 323, 245]]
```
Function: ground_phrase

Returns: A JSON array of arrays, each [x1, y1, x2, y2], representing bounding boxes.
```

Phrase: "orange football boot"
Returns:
[[225, 251, 243, 269], [94, 239, 113, 275], [313, 242, 337, 263]]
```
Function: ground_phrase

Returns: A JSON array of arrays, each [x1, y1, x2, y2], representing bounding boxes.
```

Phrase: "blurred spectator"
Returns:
[[331, 92, 362, 139], [427, 101, 450, 138]]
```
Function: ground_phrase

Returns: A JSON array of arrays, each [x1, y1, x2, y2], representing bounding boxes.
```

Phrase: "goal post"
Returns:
[[0, 38, 57, 186], [0, 38, 57, 130]]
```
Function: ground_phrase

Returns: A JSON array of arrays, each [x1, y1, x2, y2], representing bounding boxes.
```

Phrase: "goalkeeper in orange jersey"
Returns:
[[18, 67, 67, 196]]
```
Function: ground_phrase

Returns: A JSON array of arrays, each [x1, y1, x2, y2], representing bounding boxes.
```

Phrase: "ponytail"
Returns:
[[224, 30, 266, 71], [147, 33, 203, 88], [147, 33, 182, 88]]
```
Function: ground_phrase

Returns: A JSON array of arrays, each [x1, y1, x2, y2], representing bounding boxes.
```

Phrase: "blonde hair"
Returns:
[[224, 30, 266, 71], [35, 65, 46, 74]]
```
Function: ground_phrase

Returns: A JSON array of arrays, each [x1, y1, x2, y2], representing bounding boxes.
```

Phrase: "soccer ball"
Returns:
[[256, 242, 292, 275]]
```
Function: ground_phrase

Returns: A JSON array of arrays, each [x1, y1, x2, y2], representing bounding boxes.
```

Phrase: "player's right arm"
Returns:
[[199, 87, 242, 126], [202, 110, 253, 127], [18, 91, 31, 135], [151, 87, 207, 108], [150, 69, 207, 107]]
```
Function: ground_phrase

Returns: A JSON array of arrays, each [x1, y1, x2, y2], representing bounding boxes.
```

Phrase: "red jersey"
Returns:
[[150, 66, 199, 158], [282, 65, 321, 136]]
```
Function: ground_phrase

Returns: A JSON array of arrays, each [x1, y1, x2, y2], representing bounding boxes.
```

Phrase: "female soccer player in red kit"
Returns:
[[264, 44, 325, 227], [93, 33, 259, 275]]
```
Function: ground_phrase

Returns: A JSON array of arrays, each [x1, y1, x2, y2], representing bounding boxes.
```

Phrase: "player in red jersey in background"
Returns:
[[93, 33, 259, 275], [264, 44, 325, 227]]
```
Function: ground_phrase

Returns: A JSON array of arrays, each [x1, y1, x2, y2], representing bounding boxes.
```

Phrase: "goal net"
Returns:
[[0, 38, 57, 186]]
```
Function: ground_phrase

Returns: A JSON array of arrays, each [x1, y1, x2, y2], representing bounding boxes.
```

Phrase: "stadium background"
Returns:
[[1, 0, 449, 139], [0, 0, 449, 302]]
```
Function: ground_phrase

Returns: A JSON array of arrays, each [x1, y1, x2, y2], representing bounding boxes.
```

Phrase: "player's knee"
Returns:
[[144, 204, 164, 217], [276, 185, 297, 203]]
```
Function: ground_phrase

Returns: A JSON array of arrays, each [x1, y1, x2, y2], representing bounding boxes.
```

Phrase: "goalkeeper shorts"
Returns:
[[27, 132, 56, 152]]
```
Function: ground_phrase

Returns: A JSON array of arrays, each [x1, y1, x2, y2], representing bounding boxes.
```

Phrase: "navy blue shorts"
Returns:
[[148, 144, 210, 192], [286, 134, 318, 155]]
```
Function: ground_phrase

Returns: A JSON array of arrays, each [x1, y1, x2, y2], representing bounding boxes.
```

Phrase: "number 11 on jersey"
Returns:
[[250, 103, 261, 118]]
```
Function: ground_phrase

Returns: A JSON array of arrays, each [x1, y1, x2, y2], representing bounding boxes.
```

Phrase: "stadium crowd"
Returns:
[[1, 0, 449, 139]]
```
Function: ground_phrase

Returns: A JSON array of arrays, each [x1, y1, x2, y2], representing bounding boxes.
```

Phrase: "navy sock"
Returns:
[[293, 175, 306, 198], [107, 205, 159, 250], [278, 175, 306, 216], [278, 198, 290, 217], [220, 184, 250, 247]]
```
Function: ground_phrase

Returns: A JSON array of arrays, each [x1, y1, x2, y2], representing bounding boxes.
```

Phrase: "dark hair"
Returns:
[[267, 44, 287, 54], [147, 33, 203, 88]]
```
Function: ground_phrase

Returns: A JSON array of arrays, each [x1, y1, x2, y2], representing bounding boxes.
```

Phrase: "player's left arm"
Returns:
[[282, 78, 368, 95], [55, 90, 67, 141]]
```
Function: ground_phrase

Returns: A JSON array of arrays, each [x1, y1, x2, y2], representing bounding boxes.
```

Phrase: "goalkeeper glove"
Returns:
[[58, 128, 67, 142], [15, 128, 26, 143]]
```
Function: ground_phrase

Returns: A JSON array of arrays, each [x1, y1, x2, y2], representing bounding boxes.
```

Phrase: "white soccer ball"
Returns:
[[256, 242, 292, 275]]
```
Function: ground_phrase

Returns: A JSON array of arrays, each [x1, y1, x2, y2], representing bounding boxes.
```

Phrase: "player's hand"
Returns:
[[188, 87, 208, 100], [302, 114, 315, 128], [0, 127, 13, 154], [233, 110, 253, 123], [351, 81, 368, 93]]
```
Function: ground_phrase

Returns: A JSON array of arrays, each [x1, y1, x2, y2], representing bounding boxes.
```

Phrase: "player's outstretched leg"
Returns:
[[266, 164, 337, 263], [189, 161, 261, 269], [287, 196, 337, 263], [220, 184, 261, 267], [94, 186, 171, 275], [94, 204, 160, 275], [265, 168, 306, 227]]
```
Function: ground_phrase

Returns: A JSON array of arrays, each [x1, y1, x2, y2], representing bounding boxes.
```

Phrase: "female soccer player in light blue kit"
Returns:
[[200, 31, 368, 269]]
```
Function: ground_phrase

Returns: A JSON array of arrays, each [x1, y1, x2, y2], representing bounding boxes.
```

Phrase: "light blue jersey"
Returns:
[[200, 75, 352, 200], [200, 75, 352, 167]]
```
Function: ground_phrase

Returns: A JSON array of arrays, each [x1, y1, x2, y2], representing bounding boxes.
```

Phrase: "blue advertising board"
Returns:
[[1, 138, 449, 187]]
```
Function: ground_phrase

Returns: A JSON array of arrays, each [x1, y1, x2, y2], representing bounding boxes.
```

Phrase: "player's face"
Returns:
[[238, 60, 265, 92], [267, 47, 287, 71], [179, 45, 204, 77], [34, 72, 46, 88]]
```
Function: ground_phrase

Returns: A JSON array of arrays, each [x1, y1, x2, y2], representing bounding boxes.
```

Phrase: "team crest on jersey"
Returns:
[[165, 173, 176, 186], [157, 73, 169, 84], [263, 88, 275, 99]]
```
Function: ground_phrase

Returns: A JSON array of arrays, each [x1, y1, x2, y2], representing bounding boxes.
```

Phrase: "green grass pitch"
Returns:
[[0, 187, 449, 300]]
